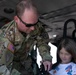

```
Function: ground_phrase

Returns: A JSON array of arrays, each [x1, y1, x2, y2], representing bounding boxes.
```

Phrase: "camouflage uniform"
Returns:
[[0, 20, 52, 75]]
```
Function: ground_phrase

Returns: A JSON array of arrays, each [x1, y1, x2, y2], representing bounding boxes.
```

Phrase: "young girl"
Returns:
[[49, 38, 76, 75]]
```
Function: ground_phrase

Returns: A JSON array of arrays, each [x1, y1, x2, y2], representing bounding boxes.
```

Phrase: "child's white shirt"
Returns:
[[49, 62, 76, 75]]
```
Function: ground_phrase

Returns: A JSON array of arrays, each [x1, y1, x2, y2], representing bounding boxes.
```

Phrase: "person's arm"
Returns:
[[36, 22, 52, 71], [72, 63, 76, 75], [0, 35, 21, 75]]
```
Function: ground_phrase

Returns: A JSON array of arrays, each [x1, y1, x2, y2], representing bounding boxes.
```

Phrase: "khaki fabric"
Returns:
[[0, 20, 52, 75]]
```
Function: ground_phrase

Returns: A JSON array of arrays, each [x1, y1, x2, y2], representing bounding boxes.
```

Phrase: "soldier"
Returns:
[[0, 0, 52, 75]]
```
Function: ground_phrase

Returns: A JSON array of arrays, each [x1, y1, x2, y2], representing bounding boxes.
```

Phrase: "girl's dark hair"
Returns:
[[52, 38, 76, 69]]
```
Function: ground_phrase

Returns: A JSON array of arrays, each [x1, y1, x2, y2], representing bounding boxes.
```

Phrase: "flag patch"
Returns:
[[7, 43, 15, 53]]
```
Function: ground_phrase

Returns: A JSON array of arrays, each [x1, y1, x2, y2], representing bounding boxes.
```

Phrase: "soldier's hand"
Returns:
[[42, 61, 52, 71]]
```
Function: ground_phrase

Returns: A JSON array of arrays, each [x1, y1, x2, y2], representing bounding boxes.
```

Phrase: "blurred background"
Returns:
[[0, 0, 76, 66]]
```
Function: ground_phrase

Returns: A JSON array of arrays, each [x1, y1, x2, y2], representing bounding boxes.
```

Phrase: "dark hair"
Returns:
[[16, 0, 38, 17], [52, 38, 76, 69]]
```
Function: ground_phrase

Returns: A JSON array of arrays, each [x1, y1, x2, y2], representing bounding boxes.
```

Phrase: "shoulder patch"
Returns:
[[7, 43, 15, 53]]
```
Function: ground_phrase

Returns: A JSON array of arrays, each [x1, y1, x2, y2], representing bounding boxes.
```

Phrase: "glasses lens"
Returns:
[[17, 15, 38, 27], [25, 23, 37, 27]]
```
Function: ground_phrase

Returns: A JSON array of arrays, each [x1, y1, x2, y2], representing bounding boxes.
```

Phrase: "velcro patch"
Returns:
[[7, 43, 15, 53]]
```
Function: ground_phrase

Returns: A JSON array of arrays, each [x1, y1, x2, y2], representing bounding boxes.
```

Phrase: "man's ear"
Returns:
[[14, 16, 19, 23]]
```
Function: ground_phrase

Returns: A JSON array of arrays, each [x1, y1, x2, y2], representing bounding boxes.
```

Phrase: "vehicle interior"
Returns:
[[0, 0, 76, 69], [0, 0, 76, 44]]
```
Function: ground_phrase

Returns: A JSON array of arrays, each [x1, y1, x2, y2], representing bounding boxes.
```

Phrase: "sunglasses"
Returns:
[[17, 15, 38, 27]]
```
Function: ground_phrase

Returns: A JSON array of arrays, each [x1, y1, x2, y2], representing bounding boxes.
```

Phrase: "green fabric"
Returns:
[[0, 20, 52, 75], [11, 69, 21, 75]]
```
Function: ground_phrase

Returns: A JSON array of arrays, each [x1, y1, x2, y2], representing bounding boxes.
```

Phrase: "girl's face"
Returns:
[[59, 47, 72, 64]]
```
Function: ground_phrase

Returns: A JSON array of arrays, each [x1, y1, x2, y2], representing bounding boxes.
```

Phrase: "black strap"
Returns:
[[63, 18, 76, 38], [72, 29, 76, 41]]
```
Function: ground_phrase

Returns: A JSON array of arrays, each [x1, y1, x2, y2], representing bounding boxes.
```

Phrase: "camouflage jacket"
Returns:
[[0, 20, 52, 75]]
